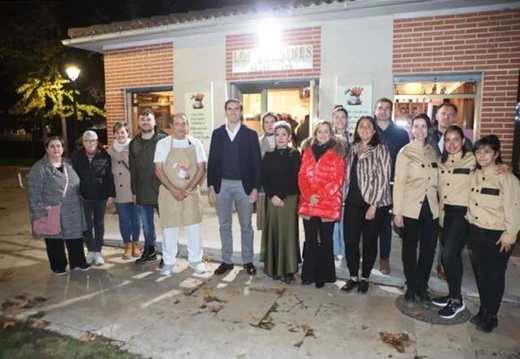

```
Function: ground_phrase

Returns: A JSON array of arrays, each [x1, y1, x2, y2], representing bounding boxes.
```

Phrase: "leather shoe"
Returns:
[[315, 281, 324, 288], [470, 310, 483, 325], [244, 262, 257, 275], [341, 279, 359, 292], [282, 274, 295, 284], [476, 315, 498, 333], [213, 262, 234, 275], [357, 279, 369, 293], [301, 280, 313, 285]]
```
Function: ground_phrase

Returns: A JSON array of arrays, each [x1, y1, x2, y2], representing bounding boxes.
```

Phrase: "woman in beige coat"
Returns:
[[393, 114, 439, 304], [107, 122, 141, 259]]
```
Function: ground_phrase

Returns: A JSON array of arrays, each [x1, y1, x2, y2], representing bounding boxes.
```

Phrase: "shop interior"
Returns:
[[393, 74, 480, 141]]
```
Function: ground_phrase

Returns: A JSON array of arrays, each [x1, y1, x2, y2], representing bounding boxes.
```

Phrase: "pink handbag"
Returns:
[[33, 204, 61, 235], [32, 165, 68, 236]]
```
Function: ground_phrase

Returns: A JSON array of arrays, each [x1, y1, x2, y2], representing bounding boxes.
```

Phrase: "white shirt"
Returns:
[[154, 136, 207, 164], [226, 122, 241, 141]]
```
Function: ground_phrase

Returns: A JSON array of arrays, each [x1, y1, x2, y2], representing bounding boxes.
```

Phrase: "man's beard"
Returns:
[[140, 126, 153, 133]]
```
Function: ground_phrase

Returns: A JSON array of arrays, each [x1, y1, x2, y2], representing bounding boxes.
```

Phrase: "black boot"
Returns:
[[476, 315, 498, 333], [135, 246, 157, 264]]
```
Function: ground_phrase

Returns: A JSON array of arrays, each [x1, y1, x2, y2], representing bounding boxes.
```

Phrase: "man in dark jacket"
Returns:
[[207, 99, 262, 276], [71, 130, 115, 266], [427, 102, 473, 156], [129, 108, 167, 263], [375, 98, 410, 275]]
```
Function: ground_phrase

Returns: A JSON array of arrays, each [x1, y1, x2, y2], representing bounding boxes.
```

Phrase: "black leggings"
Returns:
[[44, 237, 86, 271], [440, 205, 468, 300]]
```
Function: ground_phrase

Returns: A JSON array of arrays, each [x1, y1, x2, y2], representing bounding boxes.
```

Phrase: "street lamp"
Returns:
[[66, 65, 80, 153]]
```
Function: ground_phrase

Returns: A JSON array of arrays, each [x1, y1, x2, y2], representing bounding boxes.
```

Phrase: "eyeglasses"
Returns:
[[83, 139, 98, 144]]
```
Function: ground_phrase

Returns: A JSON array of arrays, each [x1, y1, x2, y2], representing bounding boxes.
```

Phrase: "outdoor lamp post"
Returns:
[[66, 65, 80, 153]]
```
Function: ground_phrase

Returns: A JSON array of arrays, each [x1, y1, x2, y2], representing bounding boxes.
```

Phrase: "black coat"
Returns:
[[71, 147, 116, 200]]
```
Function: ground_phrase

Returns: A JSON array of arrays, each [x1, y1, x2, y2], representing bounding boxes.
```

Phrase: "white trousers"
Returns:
[[162, 223, 203, 266]]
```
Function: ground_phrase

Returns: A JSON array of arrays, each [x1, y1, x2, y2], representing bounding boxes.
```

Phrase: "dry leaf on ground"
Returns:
[[380, 331, 410, 353]]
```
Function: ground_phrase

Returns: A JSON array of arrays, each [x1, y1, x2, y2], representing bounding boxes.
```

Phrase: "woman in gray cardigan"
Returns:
[[27, 136, 89, 275]]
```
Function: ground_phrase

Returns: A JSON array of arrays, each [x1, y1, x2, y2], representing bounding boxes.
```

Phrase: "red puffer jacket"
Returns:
[[298, 144, 346, 221]]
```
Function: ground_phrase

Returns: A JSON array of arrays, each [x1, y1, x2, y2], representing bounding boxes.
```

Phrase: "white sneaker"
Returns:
[[86, 251, 95, 265], [94, 252, 104, 266], [189, 262, 206, 274], [160, 264, 173, 276]]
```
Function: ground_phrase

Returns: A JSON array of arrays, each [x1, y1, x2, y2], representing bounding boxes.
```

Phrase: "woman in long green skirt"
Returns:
[[261, 121, 301, 283]]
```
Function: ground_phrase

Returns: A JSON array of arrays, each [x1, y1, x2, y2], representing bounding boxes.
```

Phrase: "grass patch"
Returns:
[[0, 318, 147, 359]]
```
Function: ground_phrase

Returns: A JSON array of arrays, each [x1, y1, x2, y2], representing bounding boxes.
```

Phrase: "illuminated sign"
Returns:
[[232, 45, 313, 73]]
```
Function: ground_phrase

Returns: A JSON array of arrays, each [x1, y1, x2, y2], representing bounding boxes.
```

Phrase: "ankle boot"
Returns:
[[131, 241, 141, 258], [123, 243, 132, 259]]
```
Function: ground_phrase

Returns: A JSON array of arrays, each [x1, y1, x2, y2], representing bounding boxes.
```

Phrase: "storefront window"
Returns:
[[394, 73, 481, 141], [126, 87, 174, 136]]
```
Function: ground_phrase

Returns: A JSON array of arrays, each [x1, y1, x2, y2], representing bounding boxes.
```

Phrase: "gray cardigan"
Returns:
[[27, 156, 87, 239]]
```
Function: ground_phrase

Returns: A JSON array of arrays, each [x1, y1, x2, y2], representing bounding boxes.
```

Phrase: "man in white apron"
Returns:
[[154, 113, 207, 276]]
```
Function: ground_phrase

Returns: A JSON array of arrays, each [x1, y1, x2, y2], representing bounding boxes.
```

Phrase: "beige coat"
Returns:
[[107, 147, 133, 203], [393, 141, 439, 220], [465, 168, 520, 245], [438, 152, 476, 226]]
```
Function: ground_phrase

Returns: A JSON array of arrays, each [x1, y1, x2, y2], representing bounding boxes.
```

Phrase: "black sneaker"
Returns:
[[341, 279, 359, 292], [431, 295, 450, 307], [53, 269, 67, 276], [72, 263, 91, 271], [135, 247, 157, 264], [439, 299, 465, 319]]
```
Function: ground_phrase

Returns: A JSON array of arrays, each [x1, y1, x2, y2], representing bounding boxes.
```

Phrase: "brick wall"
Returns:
[[104, 42, 174, 142], [226, 26, 321, 81], [393, 9, 520, 162]]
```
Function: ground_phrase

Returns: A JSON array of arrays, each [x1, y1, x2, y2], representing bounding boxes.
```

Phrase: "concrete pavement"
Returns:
[[1, 166, 519, 358]]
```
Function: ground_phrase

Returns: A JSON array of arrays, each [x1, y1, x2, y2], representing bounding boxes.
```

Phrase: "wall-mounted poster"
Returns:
[[185, 91, 212, 153], [337, 84, 373, 138]]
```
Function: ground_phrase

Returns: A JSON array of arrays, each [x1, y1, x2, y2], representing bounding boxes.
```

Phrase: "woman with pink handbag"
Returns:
[[27, 136, 90, 275]]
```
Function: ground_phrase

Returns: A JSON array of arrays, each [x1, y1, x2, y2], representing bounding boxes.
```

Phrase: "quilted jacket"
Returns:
[[297, 140, 346, 221]]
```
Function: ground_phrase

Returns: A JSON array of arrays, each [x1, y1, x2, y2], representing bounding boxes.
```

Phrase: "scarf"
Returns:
[[113, 138, 130, 152]]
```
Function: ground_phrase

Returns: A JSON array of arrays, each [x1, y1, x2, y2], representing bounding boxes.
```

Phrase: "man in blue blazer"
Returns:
[[207, 99, 262, 276]]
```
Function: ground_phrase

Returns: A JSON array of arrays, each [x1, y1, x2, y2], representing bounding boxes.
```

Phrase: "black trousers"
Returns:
[[343, 203, 389, 278], [82, 199, 107, 252], [44, 237, 87, 271], [469, 224, 512, 317], [401, 199, 438, 294], [440, 205, 469, 300], [301, 217, 336, 283]]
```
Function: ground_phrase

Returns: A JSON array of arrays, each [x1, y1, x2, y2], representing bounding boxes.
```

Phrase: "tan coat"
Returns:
[[465, 168, 520, 245], [393, 141, 439, 220], [107, 147, 133, 203], [438, 152, 476, 226]]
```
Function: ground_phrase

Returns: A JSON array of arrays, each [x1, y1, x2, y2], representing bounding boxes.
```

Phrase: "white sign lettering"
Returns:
[[232, 45, 313, 73]]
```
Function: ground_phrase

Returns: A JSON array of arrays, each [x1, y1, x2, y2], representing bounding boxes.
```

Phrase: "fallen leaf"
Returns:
[[31, 319, 49, 329], [3, 320, 16, 329], [202, 255, 212, 262], [204, 295, 225, 303], [380, 331, 410, 353], [293, 340, 303, 348], [80, 331, 96, 342]]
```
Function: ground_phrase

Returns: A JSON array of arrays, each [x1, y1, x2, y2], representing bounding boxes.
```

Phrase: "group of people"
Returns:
[[27, 97, 519, 335]]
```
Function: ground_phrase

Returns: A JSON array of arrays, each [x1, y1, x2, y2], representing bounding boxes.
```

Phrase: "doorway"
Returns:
[[230, 79, 318, 139]]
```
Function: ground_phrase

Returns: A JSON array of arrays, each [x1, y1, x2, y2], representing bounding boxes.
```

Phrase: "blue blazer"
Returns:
[[207, 124, 262, 194]]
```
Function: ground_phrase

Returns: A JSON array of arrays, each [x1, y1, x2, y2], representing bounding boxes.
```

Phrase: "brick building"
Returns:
[[63, 0, 520, 162]]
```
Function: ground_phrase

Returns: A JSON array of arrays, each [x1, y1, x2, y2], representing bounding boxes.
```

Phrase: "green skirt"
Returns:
[[260, 194, 301, 277]]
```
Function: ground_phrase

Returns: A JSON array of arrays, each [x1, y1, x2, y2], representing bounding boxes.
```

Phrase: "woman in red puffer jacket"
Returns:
[[298, 120, 347, 288]]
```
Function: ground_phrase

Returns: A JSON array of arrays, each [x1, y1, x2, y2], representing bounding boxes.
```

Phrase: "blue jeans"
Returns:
[[332, 206, 345, 257], [137, 204, 157, 249], [82, 199, 107, 252], [115, 202, 141, 244]]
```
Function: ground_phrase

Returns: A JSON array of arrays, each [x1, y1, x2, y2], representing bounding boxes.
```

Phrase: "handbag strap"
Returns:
[[62, 163, 69, 198]]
